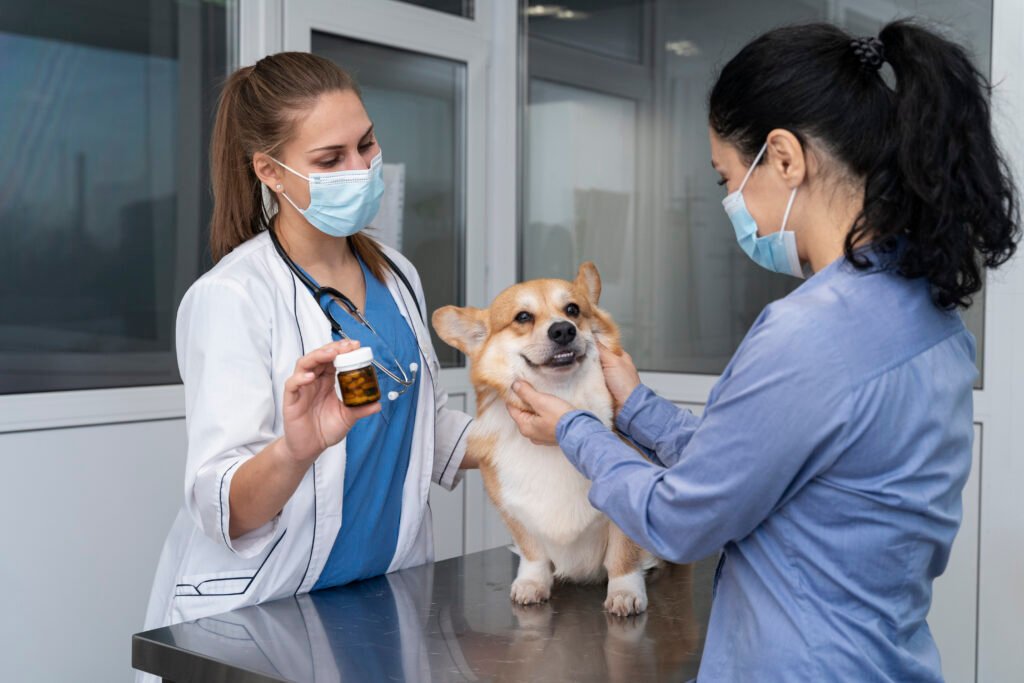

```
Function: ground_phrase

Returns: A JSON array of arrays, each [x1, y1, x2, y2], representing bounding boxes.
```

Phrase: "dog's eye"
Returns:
[[565, 303, 580, 317], [515, 311, 533, 324]]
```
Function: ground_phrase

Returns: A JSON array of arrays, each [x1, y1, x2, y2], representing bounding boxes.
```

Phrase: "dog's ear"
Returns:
[[574, 261, 602, 305], [574, 262, 621, 352], [432, 306, 489, 355], [591, 307, 622, 353]]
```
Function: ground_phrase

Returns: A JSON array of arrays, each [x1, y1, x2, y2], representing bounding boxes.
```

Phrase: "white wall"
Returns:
[[0, 419, 185, 682]]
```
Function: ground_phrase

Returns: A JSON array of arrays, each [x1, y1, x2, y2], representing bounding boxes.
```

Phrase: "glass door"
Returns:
[[523, 0, 992, 403], [310, 32, 468, 368], [283, 0, 490, 370], [278, 0, 508, 559]]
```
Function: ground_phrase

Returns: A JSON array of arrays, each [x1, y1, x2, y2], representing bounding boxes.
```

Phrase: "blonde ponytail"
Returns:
[[209, 66, 267, 263]]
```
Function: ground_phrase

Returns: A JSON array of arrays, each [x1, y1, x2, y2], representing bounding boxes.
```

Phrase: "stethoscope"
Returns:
[[269, 226, 421, 400]]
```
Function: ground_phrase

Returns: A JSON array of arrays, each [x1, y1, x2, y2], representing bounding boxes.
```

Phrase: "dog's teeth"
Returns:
[[546, 349, 577, 366]]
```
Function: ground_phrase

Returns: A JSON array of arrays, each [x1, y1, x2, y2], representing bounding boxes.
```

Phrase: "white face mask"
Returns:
[[273, 152, 385, 237]]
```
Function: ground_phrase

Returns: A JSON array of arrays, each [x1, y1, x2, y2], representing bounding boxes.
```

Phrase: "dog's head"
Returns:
[[432, 262, 620, 402]]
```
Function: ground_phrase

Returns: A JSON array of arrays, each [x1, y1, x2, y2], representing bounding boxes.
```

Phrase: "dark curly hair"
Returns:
[[709, 20, 1019, 309]]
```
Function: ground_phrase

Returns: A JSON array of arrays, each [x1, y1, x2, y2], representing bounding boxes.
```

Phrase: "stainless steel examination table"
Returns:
[[132, 546, 716, 682]]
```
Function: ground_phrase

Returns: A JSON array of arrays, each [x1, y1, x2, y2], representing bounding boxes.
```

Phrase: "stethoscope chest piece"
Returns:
[[269, 226, 422, 401]]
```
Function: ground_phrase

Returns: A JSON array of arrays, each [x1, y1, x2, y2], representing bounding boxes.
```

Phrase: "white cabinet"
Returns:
[[0, 419, 184, 682]]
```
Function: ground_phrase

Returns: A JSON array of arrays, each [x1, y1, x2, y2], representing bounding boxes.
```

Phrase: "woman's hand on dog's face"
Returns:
[[598, 342, 641, 406], [508, 380, 574, 446]]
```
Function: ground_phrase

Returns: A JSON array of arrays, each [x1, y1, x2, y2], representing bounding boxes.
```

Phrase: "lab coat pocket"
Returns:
[[175, 529, 288, 597], [174, 572, 256, 597]]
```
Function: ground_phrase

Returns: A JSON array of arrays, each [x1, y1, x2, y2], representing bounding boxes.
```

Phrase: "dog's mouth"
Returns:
[[522, 348, 585, 370]]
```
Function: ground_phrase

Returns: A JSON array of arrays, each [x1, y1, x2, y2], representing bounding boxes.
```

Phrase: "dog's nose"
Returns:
[[548, 321, 577, 346]]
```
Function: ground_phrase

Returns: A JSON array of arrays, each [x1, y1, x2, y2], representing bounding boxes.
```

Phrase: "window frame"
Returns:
[[521, 0, 991, 391], [0, 0, 237, 432]]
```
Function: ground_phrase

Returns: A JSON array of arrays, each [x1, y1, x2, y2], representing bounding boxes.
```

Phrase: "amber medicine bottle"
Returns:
[[333, 347, 381, 407]]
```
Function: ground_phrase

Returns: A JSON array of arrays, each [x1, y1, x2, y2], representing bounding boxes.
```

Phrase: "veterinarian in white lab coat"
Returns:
[[138, 52, 474, 671], [508, 21, 1018, 683]]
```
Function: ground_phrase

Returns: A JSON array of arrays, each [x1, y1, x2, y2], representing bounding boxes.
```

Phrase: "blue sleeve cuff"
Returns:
[[556, 408, 663, 489], [556, 410, 608, 472], [614, 383, 652, 433], [613, 383, 695, 452]]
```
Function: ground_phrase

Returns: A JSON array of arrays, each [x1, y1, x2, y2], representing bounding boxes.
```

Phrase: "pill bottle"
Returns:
[[334, 347, 381, 407]]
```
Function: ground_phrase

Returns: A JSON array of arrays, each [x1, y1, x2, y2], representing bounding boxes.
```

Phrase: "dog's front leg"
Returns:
[[480, 461, 554, 605], [511, 556, 553, 605], [506, 517, 553, 605], [603, 523, 649, 616]]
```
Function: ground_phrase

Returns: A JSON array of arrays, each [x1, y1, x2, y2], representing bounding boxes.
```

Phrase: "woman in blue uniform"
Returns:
[[508, 21, 1019, 681], [141, 54, 475, 657]]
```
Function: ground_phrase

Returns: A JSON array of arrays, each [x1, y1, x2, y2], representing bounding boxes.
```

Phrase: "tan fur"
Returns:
[[434, 263, 657, 616], [474, 433, 548, 565], [492, 484, 548, 563], [605, 524, 647, 579]]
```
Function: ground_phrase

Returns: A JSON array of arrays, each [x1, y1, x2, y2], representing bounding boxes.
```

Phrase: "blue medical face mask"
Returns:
[[273, 151, 385, 238], [721, 143, 805, 279]]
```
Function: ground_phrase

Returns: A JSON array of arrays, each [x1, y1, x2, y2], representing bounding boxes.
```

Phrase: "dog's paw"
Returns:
[[604, 589, 648, 617], [510, 578, 551, 605]]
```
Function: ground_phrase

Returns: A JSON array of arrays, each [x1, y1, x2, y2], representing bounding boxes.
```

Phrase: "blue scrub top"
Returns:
[[299, 255, 421, 591], [556, 244, 976, 682]]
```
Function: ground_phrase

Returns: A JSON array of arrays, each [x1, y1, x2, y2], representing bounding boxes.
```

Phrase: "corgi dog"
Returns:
[[433, 263, 658, 616]]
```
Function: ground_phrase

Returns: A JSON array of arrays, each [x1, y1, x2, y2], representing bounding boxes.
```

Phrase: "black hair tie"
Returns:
[[850, 36, 885, 71]]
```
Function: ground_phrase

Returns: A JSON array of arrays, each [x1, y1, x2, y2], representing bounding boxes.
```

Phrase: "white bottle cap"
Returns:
[[333, 346, 374, 372]]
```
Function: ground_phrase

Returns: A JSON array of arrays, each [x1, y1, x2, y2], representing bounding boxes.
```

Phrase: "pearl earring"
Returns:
[[275, 184, 282, 191]]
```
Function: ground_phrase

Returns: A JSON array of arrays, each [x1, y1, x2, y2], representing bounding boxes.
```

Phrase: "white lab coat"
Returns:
[[138, 231, 471, 658]]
